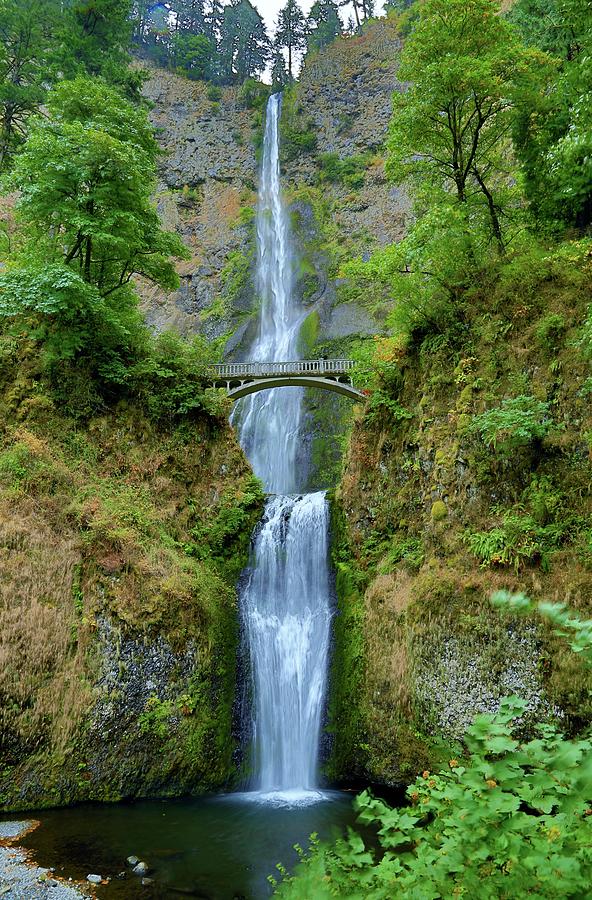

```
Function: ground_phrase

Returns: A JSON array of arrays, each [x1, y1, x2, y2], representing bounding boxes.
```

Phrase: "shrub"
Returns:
[[130, 331, 226, 424], [469, 396, 554, 452], [466, 512, 564, 572], [317, 152, 372, 190], [237, 78, 270, 110], [534, 313, 566, 352]]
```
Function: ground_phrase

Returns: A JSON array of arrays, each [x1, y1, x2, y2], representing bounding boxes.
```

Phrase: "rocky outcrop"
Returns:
[[140, 72, 261, 342]]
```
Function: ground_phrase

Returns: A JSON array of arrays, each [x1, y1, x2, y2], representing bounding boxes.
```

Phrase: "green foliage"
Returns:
[[318, 152, 372, 190], [186, 476, 264, 569], [365, 391, 413, 426], [138, 695, 174, 739], [534, 313, 566, 352], [510, 0, 592, 228], [466, 512, 563, 573], [130, 331, 226, 424], [378, 537, 424, 573], [237, 78, 270, 110], [0, 0, 138, 171], [282, 125, 318, 161], [173, 33, 213, 81], [275, 0, 308, 79], [345, 203, 481, 343], [387, 0, 543, 252], [278, 597, 592, 899], [10, 77, 186, 298], [469, 396, 553, 452], [306, 0, 341, 54], [206, 84, 223, 102]]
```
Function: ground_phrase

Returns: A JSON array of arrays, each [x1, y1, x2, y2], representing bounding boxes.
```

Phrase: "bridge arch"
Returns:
[[226, 376, 365, 402]]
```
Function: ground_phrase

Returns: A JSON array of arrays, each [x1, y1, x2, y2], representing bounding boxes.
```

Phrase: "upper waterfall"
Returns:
[[232, 93, 304, 494]]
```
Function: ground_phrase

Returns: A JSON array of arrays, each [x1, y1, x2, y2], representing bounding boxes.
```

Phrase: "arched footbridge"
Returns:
[[210, 359, 366, 401]]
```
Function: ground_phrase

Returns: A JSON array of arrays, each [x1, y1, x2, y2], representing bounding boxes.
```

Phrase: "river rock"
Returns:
[[87, 874, 102, 884], [133, 861, 149, 876], [141, 877, 154, 885], [126, 856, 139, 867]]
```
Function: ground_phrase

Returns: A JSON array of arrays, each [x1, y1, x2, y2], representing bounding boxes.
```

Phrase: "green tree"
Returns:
[[57, 0, 141, 96], [173, 32, 213, 79], [0, 0, 59, 169], [274, 0, 307, 80], [10, 77, 186, 299], [219, 0, 270, 83], [510, 0, 592, 228], [386, 0, 542, 252], [271, 49, 289, 91], [306, 0, 341, 54]]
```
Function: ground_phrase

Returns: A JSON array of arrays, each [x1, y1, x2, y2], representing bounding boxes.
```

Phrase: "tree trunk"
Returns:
[[473, 167, 505, 255]]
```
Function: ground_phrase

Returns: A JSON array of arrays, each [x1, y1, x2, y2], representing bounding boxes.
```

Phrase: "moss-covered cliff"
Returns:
[[0, 343, 263, 810], [327, 246, 592, 785]]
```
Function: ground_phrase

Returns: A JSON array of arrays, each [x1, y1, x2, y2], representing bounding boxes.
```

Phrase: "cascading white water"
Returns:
[[234, 93, 304, 494], [234, 94, 332, 803]]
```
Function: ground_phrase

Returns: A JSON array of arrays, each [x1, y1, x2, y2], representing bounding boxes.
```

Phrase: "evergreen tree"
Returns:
[[306, 0, 341, 53], [271, 48, 289, 90], [204, 0, 224, 42], [219, 0, 270, 84], [274, 0, 307, 80], [61, 0, 134, 79], [173, 0, 207, 34]]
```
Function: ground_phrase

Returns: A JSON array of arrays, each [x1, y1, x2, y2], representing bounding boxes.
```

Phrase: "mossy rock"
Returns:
[[431, 500, 448, 522]]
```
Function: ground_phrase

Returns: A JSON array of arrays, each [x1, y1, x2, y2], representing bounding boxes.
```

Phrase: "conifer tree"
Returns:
[[219, 0, 270, 83], [306, 0, 341, 53], [271, 48, 289, 90], [274, 0, 307, 80]]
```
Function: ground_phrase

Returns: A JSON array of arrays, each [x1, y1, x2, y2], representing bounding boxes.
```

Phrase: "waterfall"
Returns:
[[234, 94, 332, 803]]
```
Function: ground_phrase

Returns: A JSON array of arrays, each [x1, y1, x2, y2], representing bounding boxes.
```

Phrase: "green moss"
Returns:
[[324, 497, 368, 781], [431, 500, 448, 522], [297, 310, 320, 357]]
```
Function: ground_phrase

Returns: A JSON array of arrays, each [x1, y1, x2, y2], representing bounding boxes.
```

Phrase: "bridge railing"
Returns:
[[211, 359, 355, 378]]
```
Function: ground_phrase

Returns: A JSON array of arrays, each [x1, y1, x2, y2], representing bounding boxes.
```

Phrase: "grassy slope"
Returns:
[[0, 341, 262, 809]]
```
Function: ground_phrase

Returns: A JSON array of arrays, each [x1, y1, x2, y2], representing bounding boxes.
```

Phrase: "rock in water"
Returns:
[[126, 856, 139, 867], [133, 861, 148, 876], [87, 874, 102, 884]]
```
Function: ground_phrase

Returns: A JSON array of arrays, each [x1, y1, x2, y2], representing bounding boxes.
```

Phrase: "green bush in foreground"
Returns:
[[275, 594, 592, 899]]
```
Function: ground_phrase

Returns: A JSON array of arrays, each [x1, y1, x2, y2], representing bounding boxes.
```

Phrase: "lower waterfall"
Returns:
[[241, 493, 332, 801]]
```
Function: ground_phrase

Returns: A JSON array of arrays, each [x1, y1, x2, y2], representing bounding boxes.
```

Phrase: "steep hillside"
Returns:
[[138, 22, 410, 488], [328, 247, 592, 784], [0, 342, 262, 810]]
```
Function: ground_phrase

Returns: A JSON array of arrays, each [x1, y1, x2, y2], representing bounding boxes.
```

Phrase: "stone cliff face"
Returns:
[[139, 21, 410, 362], [140, 72, 260, 345]]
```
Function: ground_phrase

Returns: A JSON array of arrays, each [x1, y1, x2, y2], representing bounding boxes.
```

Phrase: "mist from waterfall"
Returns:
[[234, 93, 332, 804]]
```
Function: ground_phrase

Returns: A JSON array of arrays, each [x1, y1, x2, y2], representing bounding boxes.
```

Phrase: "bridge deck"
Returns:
[[211, 359, 355, 379]]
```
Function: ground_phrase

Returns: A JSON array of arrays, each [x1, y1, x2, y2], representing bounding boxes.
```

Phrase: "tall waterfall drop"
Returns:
[[235, 93, 332, 803]]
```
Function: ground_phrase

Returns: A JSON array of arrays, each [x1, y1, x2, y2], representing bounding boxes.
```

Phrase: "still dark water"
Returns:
[[16, 792, 358, 899]]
